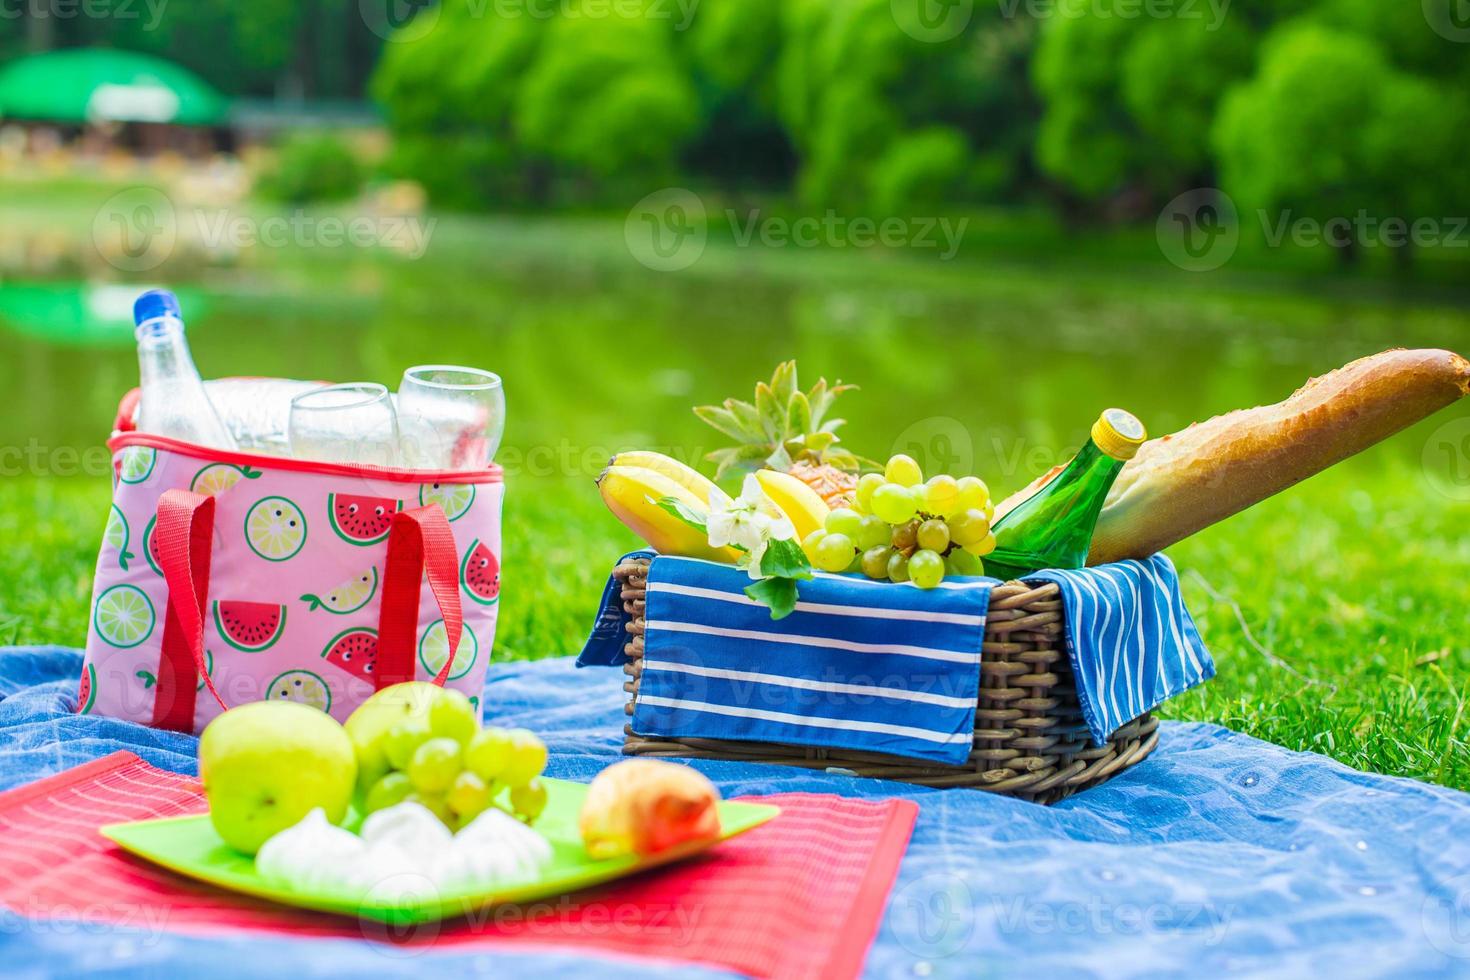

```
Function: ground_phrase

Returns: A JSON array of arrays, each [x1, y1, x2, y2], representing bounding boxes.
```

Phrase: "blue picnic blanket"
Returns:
[[3, 646, 1470, 977], [580, 552, 1214, 752]]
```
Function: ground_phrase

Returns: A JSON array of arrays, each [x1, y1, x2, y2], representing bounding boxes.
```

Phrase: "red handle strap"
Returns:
[[151, 494, 463, 731], [152, 489, 220, 730], [375, 504, 463, 689]]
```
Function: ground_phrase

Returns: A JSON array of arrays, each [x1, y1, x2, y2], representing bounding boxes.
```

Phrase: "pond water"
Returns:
[[2, 214, 1467, 497]]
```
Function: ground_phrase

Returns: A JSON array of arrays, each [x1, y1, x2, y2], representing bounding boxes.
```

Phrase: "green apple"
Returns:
[[198, 701, 356, 855], [343, 681, 462, 792], [429, 688, 479, 745]]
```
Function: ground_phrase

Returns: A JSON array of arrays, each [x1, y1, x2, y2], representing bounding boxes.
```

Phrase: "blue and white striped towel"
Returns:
[[1026, 555, 1215, 744], [631, 556, 993, 766], [578, 550, 1214, 763]]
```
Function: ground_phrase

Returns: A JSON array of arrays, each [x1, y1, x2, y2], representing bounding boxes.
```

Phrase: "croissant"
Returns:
[[579, 759, 721, 860]]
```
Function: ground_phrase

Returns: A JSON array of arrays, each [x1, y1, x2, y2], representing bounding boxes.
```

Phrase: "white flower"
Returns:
[[707, 475, 797, 578]]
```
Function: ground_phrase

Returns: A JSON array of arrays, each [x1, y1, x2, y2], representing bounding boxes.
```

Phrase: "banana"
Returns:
[[597, 465, 740, 562], [610, 451, 723, 506], [754, 468, 830, 540]]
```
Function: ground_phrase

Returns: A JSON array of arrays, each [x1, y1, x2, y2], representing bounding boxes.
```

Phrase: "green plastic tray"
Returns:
[[101, 776, 779, 925]]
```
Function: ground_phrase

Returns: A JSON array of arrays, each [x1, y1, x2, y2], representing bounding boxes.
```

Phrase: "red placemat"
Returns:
[[0, 752, 917, 979]]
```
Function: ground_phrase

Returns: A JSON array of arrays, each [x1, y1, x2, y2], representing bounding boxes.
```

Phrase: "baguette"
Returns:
[[996, 348, 1470, 566]]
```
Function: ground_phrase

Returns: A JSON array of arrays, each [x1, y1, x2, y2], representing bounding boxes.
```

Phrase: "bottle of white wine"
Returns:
[[133, 289, 237, 451]]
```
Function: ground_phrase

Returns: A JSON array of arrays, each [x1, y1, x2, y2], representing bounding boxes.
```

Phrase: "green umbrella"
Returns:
[[0, 48, 227, 126]]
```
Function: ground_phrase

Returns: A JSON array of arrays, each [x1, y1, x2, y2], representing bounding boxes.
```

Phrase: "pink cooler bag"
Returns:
[[77, 394, 504, 734]]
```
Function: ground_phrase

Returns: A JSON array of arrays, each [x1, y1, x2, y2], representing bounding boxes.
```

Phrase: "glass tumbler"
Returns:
[[396, 365, 504, 470], [288, 383, 400, 467]]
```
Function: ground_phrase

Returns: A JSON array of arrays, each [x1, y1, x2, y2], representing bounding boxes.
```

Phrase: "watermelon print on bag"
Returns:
[[79, 432, 504, 734]]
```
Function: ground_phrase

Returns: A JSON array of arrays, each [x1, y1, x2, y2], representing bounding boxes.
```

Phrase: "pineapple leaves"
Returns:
[[706, 444, 774, 479], [754, 382, 786, 442], [785, 390, 812, 439], [693, 405, 755, 443], [769, 360, 798, 406], [724, 398, 765, 439]]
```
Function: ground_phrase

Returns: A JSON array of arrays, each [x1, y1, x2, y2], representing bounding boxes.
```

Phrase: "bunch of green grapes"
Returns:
[[802, 454, 997, 589], [361, 694, 549, 830]]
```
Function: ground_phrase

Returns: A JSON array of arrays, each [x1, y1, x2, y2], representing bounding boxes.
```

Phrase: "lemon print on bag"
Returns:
[[118, 446, 156, 484], [94, 584, 156, 648], [266, 669, 332, 712], [418, 619, 478, 680], [104, 504, 135, 571], [419, 482, 476, 522], [301, 567, 379, 615], [190, 462, 261, 497], [245, 496, 307, 561]]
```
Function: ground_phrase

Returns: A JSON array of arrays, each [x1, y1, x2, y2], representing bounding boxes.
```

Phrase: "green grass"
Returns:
[[5, 445, 1467, 791]]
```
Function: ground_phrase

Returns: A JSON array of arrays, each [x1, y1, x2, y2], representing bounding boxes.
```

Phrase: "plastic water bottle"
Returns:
[[133, 289, 238, 451]]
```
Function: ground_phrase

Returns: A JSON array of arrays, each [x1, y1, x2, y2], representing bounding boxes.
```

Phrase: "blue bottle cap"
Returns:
[[133, 289, 181, 325]]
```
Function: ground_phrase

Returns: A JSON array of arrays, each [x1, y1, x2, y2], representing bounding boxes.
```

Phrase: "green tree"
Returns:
[[1212, 22, 1469, 266]]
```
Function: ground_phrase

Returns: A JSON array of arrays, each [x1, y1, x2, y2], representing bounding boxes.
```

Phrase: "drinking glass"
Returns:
[[396, 365, 504, 470], [288, 383, 400, 467]]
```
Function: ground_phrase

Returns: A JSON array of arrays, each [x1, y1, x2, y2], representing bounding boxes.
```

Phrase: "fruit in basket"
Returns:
[[213, 600, 286, 652], [199, 701, 357, 855], [871, 484, 917, 524], [694, 361, 867, 508], [909, 549, 945, 589], [597, 464, 741, 562], [610, 451, 723, 505], [853, 472, 885, 513], [579, 759, 721, 860], [460, 539, 501, 605], [327, 493, 402, 546], [753, 468, 830, 539], [301, 567, 379, 615], [884, 454, 923, 487]]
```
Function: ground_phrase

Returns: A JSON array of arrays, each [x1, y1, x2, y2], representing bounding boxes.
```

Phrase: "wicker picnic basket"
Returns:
[[612, 556, 1159, 805]]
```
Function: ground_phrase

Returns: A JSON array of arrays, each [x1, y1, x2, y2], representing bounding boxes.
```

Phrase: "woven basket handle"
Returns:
[[375, 504, 462, 689], [151, 489, 220, 729]]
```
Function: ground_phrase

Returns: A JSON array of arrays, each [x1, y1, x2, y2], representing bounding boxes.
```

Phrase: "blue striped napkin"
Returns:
[[633, 556, 993, 766], [1025, 555, 1215, 745], [578, 550, 1214, 762]]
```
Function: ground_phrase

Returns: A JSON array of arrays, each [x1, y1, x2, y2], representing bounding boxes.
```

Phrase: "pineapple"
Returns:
[[694, 361, 869, 507]]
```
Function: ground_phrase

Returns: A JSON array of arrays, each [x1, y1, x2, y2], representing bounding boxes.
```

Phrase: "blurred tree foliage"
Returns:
[[369, 0, 1466, 262], [0, 0, 380, 98]]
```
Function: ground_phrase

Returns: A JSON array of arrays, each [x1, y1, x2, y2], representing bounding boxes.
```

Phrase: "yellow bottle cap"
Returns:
[[1092, 408, 1147, 461]]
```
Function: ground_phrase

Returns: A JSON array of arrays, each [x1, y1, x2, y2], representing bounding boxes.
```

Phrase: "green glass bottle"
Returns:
[[983, 408, 1146, 581]]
